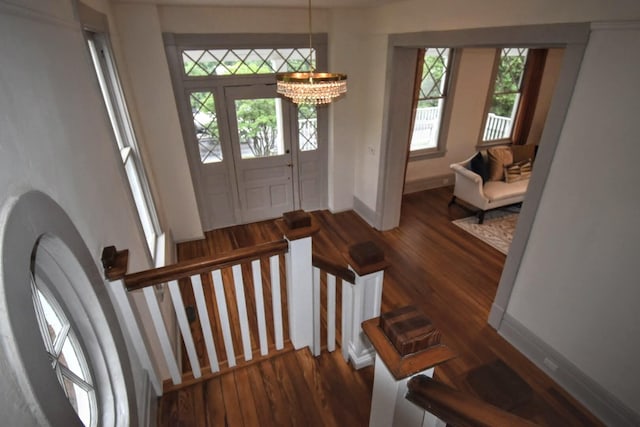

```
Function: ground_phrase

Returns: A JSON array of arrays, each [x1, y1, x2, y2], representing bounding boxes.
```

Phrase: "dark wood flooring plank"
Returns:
[[205, 377, 227, 427], [220, 372, 244, 427], [233, 367, 260, 427]]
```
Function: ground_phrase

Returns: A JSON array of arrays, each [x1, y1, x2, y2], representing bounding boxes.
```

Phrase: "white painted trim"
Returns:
[[403, 173, 455, 195], [353, 196, 377, 227], [591, 21, 640, 31], [348, 346, 377, 370], [341, 281, 353, 362], [499, 314, 640, 427]]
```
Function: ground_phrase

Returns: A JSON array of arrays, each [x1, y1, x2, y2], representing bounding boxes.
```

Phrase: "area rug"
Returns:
[[452, 209, 518, 255]]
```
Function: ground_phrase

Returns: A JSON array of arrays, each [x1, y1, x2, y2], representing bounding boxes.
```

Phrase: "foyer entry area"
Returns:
[[157, 188, 602, 426]]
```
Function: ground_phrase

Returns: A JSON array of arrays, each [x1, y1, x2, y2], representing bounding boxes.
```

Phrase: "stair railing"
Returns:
[[102, 210, 387, 393], [363, 305, 539, 427]]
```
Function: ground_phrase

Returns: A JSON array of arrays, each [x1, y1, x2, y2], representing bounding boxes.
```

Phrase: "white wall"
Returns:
[[506, 23, 640, 415], [0, 0, 155, 424], [112, 3, 202, 242]]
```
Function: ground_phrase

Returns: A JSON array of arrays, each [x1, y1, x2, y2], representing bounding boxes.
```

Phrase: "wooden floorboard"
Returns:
[[161, 186, 603, 427]]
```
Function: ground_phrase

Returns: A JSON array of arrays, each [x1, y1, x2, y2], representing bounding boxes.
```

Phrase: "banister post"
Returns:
[[276, 210, 320, 351], [343, 241, 388, 369], [101, 246, 164, 395], [362, 306, 456, 427]]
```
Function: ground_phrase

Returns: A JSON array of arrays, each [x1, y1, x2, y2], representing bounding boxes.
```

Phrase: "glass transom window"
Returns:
[[182, 48, 315, 76], [31, 277, 97, 427]]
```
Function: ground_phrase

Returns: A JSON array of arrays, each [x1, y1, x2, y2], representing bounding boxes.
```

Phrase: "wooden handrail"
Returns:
[[123, 239, 288, 291], [406, 375, 539, 427], [312, 253, 355, 284]]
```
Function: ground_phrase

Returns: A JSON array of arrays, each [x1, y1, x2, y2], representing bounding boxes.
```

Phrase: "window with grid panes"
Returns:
[[181, 47, 320, 160], [482, 48, 529, 143], [409, 48, 452, 155], [86, 32, 162, 259]]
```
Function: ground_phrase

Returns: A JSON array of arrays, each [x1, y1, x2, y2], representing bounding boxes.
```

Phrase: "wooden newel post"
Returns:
[[277, 210, 320, 351], [363, 306, 456, 427], [343, 241, 388, 368]]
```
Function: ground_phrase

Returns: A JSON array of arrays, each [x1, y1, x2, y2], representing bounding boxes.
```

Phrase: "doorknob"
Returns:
[[287, 163, 293, 167]]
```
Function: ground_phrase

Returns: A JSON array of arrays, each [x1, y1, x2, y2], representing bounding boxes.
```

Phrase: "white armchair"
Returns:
[[449, 154, 529, 223]]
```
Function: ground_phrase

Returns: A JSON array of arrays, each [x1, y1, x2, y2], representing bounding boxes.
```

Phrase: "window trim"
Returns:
[[0, 191, 139, 426], [479, 47, 532, 146], [409, 47, 459, 160], [85, 31, 162, 261]]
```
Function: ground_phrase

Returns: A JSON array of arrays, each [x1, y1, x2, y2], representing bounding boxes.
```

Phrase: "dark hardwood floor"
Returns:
[[159, 186, 603, 427]]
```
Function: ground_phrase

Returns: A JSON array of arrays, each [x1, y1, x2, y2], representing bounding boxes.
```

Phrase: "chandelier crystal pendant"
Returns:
[[276, 0, 347, 105]]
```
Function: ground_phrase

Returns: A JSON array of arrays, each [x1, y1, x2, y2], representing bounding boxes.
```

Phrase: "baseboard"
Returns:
[[349, 346, 376, 370], [487, 302, 505, 328], [499, 314, 640, 427], [403, 173, 455, 195], [352, 196, 377, 227]]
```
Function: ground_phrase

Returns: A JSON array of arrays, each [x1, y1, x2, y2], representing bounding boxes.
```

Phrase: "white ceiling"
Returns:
[[111, 0, 404, 8]]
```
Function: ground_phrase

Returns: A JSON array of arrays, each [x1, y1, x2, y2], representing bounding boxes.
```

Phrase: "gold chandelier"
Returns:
[[276, 0, 347, 105]]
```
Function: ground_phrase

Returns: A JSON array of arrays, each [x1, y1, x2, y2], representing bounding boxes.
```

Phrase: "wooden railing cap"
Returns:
[[276, 210, 320, 240], [101, 246, 129, 281], [362, 306, 456, 380], [345, 240, 389, 276]]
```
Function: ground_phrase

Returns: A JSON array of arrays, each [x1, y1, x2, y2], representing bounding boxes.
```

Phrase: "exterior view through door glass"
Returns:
[[225, 84, 296, 223]]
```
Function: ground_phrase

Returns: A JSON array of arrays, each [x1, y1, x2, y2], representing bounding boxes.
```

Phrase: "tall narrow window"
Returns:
[[409, 48, 452, 155], [482, 48, 529, 143], [86, 32, 161, 259]]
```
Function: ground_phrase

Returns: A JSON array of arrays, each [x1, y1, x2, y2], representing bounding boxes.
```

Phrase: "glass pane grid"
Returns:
[[182, 48, 315, 77], [483, 48, 528, 141], [419, 48, 449, 101], [298, 105, 318, 152], [190, 92, 223, 164], [411, 48, 450, 151]]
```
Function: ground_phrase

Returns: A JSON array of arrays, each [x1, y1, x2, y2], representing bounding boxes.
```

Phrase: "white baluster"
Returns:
[[285, 236, 314, 350], [108, 279, 162, 394], [251, 259, 268, 356], [168, 279, 201, 378], [269, 255, 284, 350], [232, 264, 252, 361], [312, 266, 321, 356], [210, 269, 236, 367], [327, 274, 336, 353], [190, 274, 219, 372]]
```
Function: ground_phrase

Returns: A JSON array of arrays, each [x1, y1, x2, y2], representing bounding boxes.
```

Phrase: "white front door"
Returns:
[[224, 84, 297, 223]]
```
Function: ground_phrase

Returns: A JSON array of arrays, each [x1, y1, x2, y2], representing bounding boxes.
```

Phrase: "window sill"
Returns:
[[477, 139, 513, 149], [409, 149, 447, 161]]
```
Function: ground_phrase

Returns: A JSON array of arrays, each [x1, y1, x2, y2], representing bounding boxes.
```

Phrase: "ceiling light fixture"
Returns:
[[276, 0, 347, 105]]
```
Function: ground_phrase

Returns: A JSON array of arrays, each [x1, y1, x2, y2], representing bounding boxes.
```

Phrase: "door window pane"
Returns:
[[234, 98, 285, 159], [190, 91, 223, 163], [298, 104, 317, 152]]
